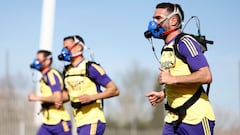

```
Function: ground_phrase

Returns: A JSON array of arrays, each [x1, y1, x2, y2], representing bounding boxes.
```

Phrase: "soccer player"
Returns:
[[28, 50, 72, 135], [146, 3, 215, 135], [58, 35, 119, 135]]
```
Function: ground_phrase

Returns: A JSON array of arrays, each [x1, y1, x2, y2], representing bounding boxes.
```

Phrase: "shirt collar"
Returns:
[[73, 58, 85, 67], [43, 68, 51, 76], [165, 33, 182, 45]]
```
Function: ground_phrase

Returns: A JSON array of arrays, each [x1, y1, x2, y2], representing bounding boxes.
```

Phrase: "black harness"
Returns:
[[71, 100, 97, 108], [165, 86, 206, 131], [63, 61, 104, 109]]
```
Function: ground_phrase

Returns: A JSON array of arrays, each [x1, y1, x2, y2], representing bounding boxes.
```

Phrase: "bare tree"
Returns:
[[106, 61, 155, 132], [0, 71, 36, 135], [0, 50, 37, 135]]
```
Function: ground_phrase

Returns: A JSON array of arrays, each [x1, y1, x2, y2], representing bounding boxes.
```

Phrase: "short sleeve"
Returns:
[[46, 71, 62, 92], [178, 37, 209, 72], [88, 63, 111, 87]]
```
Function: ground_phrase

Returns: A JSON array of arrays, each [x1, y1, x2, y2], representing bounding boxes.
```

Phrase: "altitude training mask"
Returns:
[[144, 4, 183, 39], [30, 59, 42, 70], [30, 55, 52, 71], [58, 35, 85, 62], [58, 47, 73, 62], [144, 20, 165, 39]]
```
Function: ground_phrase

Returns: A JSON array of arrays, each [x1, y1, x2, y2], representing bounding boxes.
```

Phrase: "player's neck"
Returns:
[[72, 56, 84, 67], [41, 67, 51, 75], [165, 29, 181, 43]]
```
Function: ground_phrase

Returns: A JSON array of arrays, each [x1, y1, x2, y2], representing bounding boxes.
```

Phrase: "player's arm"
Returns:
[[78, 64, 119, 104], [92, 81, 119, 100], [28, 92, 61, 103], [28, 72, 63, 108], [78, 81, 119, 104], [160, 66, 212, 85], [62, 90, 70, 102], [89, 63, 120, 99], [159, 38, 212, 85]]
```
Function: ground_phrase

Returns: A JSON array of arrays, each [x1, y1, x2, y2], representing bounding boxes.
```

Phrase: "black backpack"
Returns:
[[63, 61, 104, 109], [173, 32, 213, 64], [63, 61, 99, 81]]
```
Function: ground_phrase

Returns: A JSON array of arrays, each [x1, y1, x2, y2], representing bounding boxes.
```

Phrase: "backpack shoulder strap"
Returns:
[[85, 61, 102, 85], [63, 64, 71, 77], [86, 61, 104, 109], [85, 61, 99, 78], [173, 32, 188, 64]]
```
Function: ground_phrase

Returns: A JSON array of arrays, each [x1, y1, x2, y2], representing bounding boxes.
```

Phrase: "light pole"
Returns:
[[34, 0, 56, 126], [239, 60, 240, 119]]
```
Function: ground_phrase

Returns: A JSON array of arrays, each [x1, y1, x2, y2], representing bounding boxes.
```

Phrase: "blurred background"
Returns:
[[0, 0, 240, 135]]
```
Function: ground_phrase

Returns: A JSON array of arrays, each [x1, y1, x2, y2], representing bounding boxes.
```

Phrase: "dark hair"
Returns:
[[37, 50, 53, 64], [156, 2, 184, 23], [63, 35, 85, 44]]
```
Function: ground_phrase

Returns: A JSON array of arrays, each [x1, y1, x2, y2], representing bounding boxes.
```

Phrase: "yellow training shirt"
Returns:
[[161, 40, 215, 124], [40, 69, 71, 125], [64, 60, 106, 127]]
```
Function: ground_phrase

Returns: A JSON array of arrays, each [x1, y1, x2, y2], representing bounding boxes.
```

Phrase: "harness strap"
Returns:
[[206, 83, 211, 96], [41, 103, 55, 120], [71, 100, 96, 108], [165, 85, 204, 132], [41, 103, 54, 108], [173, 33, 187, 63]]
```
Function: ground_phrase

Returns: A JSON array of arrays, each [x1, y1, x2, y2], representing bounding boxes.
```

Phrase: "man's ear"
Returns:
[[170, 15, 179, 27], [78, 44, 84, 52], [45, 59, 51, 66]]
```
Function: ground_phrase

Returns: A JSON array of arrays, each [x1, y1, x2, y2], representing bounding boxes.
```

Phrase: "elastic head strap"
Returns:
[[68, 43, 78, 51], [161, 4, 182, 26], [45, 55, 52, 60]]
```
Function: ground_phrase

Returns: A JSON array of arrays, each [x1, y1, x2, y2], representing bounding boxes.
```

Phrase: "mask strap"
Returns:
[[73, 35, 85, 46], [161, 4, 182, 27], [45, 55, 52, 60], [160, 5, 182, 37], [68, 41, 84, 59], [73, 36, 80, 44], [69, 36, 87, 60], [38, 54, 52, 71], [71, 51, 82, 59], [68, 43, 77, 51], [68, 37, 85, 51], [161, 28, 179, 36]]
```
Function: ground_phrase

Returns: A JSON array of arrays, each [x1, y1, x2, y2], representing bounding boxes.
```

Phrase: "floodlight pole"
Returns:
[[239, 60, 240, 119], [34, 0, 56, 126], [39, 0, 55, 50]]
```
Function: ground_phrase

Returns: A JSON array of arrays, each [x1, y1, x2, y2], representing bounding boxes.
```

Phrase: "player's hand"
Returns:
[[146, 91, 165, 106], [28, 93, 39, 101], [54, 100, 63, 109], [78, 94, 94, 104], [159, 68, 176, 85]]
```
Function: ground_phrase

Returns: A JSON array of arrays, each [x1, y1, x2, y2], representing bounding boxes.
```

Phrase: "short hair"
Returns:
[[37, 50, 53, 64], [156, 2, 184, 23], [63, 35, 85, 45]]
